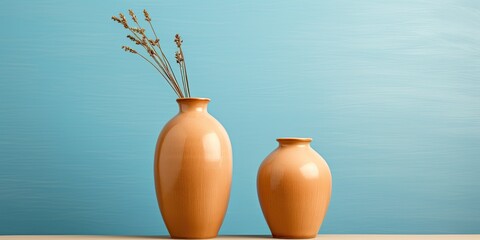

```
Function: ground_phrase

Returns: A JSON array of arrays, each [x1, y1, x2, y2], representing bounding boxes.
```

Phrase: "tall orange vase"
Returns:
[[154, 98, 232, 239], [257, 138, 332, 239]]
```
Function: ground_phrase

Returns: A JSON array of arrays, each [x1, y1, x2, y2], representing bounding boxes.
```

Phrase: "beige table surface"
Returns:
[[1, 236, 479, 240]]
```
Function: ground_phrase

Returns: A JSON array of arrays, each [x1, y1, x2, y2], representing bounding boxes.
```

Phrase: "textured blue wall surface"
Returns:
[[0, 0, 479, 235]]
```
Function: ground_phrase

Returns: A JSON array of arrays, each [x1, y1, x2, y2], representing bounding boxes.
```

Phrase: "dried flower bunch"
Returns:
[[112, 9, 190, 98]]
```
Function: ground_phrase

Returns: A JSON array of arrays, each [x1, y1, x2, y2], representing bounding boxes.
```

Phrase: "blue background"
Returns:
[[1, 0, 479, 235]]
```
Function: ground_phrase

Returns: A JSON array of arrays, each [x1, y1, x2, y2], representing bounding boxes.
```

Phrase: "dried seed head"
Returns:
[[175, 51, 184, 63], [128, 9, 138, 23], [127, 35, 142, 45], [147, 48, 155, 57], [147, 38, 160, 46], [111, 16, 122, 24], [131, 27, 145, 34], [122, 46, 137, 54], [174, 34, 183, 47], [118, 13, 129, 28], [143, 9, 151, 22], [119, 13, 126, 22]]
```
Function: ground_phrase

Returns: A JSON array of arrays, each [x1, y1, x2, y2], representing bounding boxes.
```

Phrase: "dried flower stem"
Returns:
[[147, 21, 180, 94], [127, 28, 183, 97], [176, 51, 187, 98], [179, 47, 190, 97], [142, 11, 180, 96], [122, 46, 180, 96], [174, 34, 190, 97], [128, 17, 184, 97], [136, 53, 181, 96]]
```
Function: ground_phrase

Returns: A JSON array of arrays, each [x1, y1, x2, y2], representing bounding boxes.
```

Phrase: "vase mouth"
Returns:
[[176, 97, 211, 103], [176, 97, 210, 112], [276, 137, 313, 144]]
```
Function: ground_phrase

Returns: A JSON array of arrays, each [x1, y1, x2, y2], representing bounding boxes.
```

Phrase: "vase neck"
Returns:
[[177, 98, 210, 113], [277, 138, 312, 147]]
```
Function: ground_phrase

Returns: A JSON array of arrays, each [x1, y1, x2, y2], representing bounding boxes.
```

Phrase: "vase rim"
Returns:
[[176, 97, 211, 102], [276, 137, 313, 143]]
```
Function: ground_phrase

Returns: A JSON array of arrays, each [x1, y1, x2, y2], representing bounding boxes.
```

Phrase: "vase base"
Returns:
[[272, 234, 317, 239], [170, 235, 218, 239]]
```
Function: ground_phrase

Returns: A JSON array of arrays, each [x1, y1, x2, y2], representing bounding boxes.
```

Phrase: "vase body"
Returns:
[[257, 138, 332, 239], [154, 98, 232, 239]]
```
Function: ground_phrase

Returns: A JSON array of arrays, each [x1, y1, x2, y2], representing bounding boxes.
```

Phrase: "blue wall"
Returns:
[[0, 0, 479, 235]]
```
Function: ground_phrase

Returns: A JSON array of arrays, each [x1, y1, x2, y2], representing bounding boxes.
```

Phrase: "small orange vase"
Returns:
[[257, 138, 332, 239], [154, 98, 232, 239]]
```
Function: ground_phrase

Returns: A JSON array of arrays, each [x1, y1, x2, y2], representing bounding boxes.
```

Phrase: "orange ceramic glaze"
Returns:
[[257, 138, 332, 239], [154, 98, 232, 239]]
